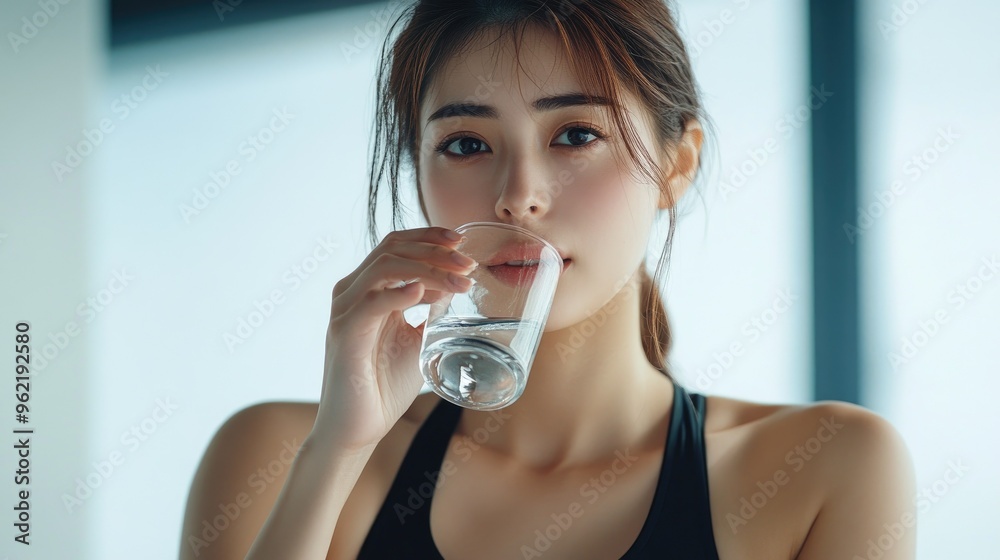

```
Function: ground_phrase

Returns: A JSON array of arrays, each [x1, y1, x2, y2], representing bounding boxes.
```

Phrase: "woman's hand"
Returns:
[[310, 227, 477, 451]]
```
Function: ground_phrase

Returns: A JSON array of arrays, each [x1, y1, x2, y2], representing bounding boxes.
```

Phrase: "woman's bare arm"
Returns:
[[179, 403, 377, 560], [793, 402, 917, 559], [179, 227, 472, 558]]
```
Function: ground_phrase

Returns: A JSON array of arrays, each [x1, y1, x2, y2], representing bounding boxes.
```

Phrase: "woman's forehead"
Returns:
[[420, 26, 585, 118]]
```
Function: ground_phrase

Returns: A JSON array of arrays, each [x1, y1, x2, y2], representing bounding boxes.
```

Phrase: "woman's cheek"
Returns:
[[571, 164, 631, 227], [576, 167, 654, 268], [421, 169, 481, 223]]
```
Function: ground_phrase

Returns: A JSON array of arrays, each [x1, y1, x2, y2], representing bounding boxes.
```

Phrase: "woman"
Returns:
[[180, 1, 916, 558]]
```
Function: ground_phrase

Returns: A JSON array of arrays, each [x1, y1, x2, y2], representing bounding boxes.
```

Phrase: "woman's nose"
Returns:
[[494, 155, 554, 221]]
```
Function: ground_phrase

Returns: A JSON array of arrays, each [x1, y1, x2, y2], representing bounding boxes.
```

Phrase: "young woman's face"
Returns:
[[417, 25, 668, 330]]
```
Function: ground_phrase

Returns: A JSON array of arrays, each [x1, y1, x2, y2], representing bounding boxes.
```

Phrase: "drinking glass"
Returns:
[[418, 222, 563, 410]]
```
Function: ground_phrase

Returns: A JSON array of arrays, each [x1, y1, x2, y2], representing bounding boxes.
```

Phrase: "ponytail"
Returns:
[[639, 266, 673, 381]]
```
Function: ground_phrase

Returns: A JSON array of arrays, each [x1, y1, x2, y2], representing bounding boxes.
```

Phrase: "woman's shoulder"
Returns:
[[224, 391, 443, 442], [699, 390, 905, 490], [200, 394, 446, 558], [700, 390, 897, 445], [697, 391, 914, 558], [240, 393, 446, 482], [223, 393, 447, 502], [240, 390, 442, 426], [226, 392, 444, 473]]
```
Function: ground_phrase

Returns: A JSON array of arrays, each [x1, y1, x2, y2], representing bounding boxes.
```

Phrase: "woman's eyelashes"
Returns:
[[434, 125, 607, 159]]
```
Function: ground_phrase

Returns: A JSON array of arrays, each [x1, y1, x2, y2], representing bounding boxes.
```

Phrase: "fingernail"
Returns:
[[451, 251, 477, 267], [449, 272, 472, 288], [443, 229, 462, 241]]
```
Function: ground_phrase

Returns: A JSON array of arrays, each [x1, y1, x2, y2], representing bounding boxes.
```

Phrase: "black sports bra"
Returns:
[[357, 381, 721, 558]]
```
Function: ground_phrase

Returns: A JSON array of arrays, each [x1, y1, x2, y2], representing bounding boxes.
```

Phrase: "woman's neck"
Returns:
[[455, 274, 675, 472]]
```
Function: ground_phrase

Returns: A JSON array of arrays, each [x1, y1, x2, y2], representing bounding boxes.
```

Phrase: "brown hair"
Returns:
[[365, 0, 711, 381]]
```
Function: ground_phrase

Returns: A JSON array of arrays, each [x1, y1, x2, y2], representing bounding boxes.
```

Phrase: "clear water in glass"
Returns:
[[420, 315, 543, 409]]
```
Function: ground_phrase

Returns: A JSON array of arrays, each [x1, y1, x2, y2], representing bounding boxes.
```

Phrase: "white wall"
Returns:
[[860, 0, 1000, 555], [1, 0, 102, 558], [93, 7, 399, 559], [665, 0, 810, 405]]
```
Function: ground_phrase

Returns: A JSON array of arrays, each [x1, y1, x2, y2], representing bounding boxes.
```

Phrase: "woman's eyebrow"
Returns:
[[426, 92, 613, 123]]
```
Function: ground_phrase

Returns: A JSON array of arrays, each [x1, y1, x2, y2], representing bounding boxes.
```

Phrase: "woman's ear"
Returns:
[[659, 118, 703, 210]]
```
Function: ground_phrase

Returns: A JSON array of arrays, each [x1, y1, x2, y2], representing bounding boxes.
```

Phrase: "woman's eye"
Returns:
[[436, 126, 604, 158], [441, 137, 489, 156], [555, 127, 600, 147]]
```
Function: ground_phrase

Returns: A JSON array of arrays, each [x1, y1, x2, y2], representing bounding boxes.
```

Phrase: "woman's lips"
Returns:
[[485, 258, 571, 287]]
